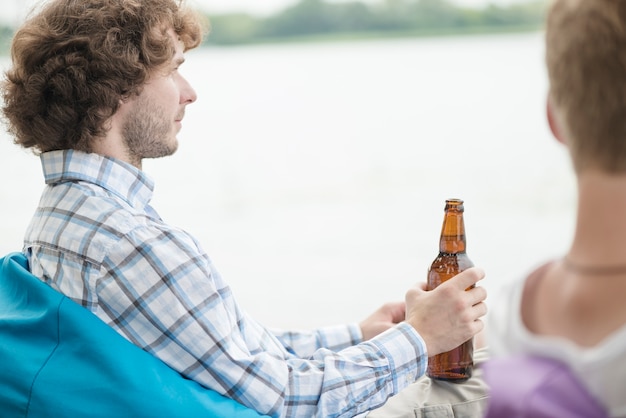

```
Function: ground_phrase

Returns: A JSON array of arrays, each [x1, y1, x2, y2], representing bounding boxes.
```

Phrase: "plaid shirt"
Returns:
[[25, 150, 427, 417]]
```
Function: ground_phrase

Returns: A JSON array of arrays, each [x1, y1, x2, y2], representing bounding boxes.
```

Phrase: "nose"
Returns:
[[178, 74, 197, 105]]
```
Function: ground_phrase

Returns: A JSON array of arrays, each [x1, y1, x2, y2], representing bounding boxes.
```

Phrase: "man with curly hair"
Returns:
[[1, 0, 488, 416]]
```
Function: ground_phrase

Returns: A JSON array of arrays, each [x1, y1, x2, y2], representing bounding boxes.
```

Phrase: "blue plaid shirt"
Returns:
[[25, 150, 427, 417]]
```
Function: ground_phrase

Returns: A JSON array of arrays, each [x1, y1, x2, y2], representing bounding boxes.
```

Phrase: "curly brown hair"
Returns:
[[1, 0, 206, 153]]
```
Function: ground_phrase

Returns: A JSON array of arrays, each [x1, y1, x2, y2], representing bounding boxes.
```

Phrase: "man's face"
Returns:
[[119, 29, 197, 165]]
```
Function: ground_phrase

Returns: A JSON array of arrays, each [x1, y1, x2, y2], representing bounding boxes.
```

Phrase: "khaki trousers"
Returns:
[[366, 347, 489, 418]]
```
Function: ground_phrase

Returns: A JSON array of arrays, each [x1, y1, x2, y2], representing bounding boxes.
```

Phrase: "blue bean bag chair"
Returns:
[[0, 252, 268, 418]]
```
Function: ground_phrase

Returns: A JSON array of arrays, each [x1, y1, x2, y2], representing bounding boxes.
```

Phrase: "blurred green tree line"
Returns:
[[204, 0, 547, 45], [0, 0, 546, 52]]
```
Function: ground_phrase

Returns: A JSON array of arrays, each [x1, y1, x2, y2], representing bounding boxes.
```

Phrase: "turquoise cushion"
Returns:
[[0, 252, 268, 418]]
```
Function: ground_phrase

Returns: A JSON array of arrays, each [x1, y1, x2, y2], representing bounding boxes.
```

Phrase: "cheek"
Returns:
[[151, 78, 180, 107], [164, 78, 180, 98]]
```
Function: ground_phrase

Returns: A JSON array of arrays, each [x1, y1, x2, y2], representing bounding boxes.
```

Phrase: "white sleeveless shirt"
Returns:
[[488, 270, 626, 417]]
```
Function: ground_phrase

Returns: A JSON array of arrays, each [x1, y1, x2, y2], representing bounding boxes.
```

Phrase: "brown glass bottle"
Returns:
[[426, 198, 474, 383]]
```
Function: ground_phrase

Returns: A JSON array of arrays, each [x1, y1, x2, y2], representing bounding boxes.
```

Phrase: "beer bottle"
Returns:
[[426, 198, 474, 382]]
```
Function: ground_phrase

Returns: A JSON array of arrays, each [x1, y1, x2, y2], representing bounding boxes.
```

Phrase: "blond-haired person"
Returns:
[[487, 0, 626, 416]]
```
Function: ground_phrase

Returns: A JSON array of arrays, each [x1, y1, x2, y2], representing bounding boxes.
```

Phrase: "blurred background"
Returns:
[[0, 0, 574, 331]]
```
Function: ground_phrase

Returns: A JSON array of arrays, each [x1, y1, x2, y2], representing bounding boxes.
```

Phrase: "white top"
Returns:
[[488, 274, 626, 417]]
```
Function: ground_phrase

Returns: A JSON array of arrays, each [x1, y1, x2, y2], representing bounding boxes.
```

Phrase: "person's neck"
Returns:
[[91, 135, 142, 170], [568, 170, 626, 266]]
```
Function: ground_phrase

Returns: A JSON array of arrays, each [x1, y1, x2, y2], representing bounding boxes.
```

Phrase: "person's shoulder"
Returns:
[[38, 180, 170, 259], [486, 262, 553, 356], [491, 261, 555, 315]]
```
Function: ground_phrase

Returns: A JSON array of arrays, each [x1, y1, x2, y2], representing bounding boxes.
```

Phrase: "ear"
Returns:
[[546, 93, 566, 145]]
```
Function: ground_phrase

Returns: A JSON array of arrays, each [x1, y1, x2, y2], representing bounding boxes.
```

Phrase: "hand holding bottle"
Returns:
[[425, 198, 484, 382], [405, 267, 487, 357]]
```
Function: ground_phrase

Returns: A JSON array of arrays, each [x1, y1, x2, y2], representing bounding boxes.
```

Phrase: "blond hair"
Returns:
[[546, 0, 626, 173]]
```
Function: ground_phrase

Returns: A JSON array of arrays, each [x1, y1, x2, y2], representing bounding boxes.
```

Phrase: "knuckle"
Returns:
[[453, 297, 466, 313], [459, 310, 473, 324], [439, 284, 456, 298]]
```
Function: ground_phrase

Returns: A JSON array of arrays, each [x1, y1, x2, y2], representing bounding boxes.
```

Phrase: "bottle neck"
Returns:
[[439, 207, 467, 254]]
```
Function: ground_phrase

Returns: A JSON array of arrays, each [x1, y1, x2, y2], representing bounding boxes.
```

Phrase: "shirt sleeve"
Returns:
[[270, 323, 362, 357], [98, 225, 428, 418]]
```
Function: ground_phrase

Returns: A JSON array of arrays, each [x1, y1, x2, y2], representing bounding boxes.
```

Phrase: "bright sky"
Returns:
[[0, 0, 531, 25]]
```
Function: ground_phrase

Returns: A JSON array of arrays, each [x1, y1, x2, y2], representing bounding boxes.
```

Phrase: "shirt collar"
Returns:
[[40, 150, 155, 211]]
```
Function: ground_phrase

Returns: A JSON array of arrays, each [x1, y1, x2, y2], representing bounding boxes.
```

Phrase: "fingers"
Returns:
[[384, 301, 406, 324], [465, 285, 488, 308], [447, 267, 485, 290], [457, 304, 486, 343], [418, 268, 487, 309], [404, 268, 487, 355], [466, 301, 488, 327], [470, 317, 485, 337], [472, 300, 488, 318]]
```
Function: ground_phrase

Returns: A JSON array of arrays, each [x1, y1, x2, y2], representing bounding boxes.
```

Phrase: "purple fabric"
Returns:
[[484, 355, 607, 418]]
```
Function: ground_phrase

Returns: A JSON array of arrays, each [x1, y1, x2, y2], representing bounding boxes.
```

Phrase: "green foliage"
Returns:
[[0, 25, 13, 56], [206, 13, 260, 45], [259, 0, 376, 37], [200, 0, 547, 46], [0, 0, 547, 53]]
